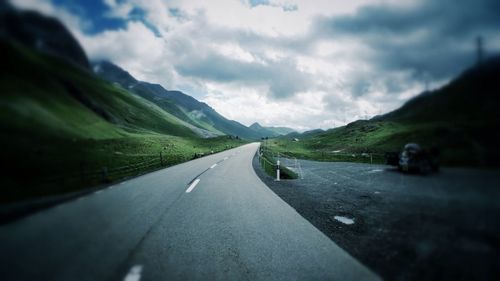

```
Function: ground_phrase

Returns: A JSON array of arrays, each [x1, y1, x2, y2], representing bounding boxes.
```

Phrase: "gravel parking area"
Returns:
[[253, 155, 500, 281]]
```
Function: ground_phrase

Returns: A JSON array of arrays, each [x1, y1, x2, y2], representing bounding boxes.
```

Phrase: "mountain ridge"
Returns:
[[93, 61, 261, 139], [249, 122, 296, 138], [0, 3, 90, 69]]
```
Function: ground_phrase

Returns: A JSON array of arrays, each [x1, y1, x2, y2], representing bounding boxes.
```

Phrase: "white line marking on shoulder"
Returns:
[[186, 179, 201, 193], [123, 265, 143, 281]]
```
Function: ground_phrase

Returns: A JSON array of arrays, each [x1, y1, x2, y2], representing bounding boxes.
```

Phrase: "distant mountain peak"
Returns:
[[248, 122, 296, 137], [250, 122, 263, 128]]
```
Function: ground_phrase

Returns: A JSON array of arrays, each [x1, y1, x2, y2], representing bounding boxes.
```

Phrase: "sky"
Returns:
[[11, 0, 500, 131]]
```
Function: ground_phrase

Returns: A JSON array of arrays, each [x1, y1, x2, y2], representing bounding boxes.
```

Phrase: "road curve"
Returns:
[[0, 143, 380, 281]]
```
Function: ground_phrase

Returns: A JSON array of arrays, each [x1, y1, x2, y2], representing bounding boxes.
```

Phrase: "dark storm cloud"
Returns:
[[316, 0, 500, 80], [323, 0, 499, 35]]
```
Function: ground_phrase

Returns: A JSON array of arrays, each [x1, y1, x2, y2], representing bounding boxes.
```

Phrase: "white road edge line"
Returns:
[[210, 163, 217, 169], [123, 265, 143, 281], [186, 179, 201, 193]]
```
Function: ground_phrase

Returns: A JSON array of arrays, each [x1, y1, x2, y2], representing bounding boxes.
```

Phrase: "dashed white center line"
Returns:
[[224, 157, 229, 160], [186, 179, 201, 193], [210, 163, 217, 169], [123, 265, 143, 281]]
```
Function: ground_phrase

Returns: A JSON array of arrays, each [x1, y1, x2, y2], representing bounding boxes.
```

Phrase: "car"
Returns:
[[398, 143, 439, 174]]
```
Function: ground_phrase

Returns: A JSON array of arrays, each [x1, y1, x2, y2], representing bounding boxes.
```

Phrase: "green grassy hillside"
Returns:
[[93, 61, 261, 139], [268, 58, 500, 166], [0, 40, 245, 203], [1, 41, 199, 139]]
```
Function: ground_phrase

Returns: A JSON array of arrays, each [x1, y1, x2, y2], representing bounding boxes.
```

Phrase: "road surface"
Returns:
[[0, 143, 380, 281], [254, 158, 500, 281]]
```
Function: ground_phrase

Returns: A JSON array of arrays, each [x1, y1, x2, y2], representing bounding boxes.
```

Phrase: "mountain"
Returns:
[[375, 57, 500, 126], [276, 57, 500, 166], [0, 2, 89, 69], [249, 122, 296, 138], [0, 6, 197, 139], [93, 61, 261, 139], [249, 123, 280, 137], [0, 40, 201, 141]]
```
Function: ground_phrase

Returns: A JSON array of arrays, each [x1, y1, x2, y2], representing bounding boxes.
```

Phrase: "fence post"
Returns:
[[160, 151, 164, 166], [276, 159, 280, 181]]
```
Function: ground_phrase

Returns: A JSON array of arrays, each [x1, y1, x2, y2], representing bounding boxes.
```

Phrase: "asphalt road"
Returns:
[[254, 158, 500, 281], [0, 143, 380, 281]]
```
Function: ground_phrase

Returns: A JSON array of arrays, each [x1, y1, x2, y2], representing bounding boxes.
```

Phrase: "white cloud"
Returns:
[[202, 83, 327, 131], [78, 21, 174, 85]]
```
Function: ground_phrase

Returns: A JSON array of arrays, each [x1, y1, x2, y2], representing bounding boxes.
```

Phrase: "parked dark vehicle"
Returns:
[[398, 143, 439, 174]]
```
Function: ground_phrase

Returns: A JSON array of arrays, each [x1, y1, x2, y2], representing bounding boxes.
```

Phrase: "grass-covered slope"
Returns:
[[0, 41, 199, 139], [270, 58, 500, 166], [93, 61, 261, 139], [0, 40, 245, 203]]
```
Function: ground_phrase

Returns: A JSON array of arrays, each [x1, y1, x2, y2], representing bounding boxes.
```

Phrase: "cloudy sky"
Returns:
[[11, 0, 500, 130]]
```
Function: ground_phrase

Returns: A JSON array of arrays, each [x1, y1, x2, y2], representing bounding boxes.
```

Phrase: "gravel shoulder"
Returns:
[[253, 155, 500, 281]]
